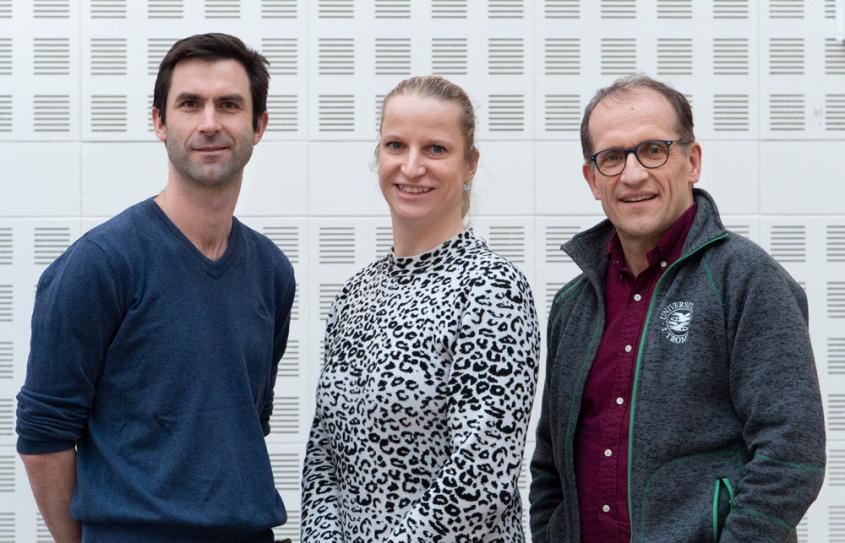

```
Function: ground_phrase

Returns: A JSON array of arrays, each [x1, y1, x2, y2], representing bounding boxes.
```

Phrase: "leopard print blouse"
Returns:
[[301, 229, 540, 542]]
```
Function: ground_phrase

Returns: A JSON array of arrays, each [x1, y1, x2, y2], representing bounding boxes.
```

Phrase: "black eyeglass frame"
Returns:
[[589, 139, 692, 176]]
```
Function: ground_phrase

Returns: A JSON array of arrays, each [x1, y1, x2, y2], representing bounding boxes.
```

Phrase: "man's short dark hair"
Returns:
[[580, 74, 694, 161], [153, 33, 270, 130]]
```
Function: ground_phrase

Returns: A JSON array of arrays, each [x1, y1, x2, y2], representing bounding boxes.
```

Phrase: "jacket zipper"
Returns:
[[627, 232, 728, 543]]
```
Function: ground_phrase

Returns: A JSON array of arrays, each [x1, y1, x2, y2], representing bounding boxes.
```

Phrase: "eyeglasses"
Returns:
[[589, 139, 691, 176]]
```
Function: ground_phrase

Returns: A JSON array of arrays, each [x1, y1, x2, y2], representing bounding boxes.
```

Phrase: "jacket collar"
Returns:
[[563, 188, 727, 281]]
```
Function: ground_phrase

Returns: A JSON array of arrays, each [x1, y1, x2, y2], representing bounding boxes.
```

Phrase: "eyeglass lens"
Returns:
[[595, 141, 670, 176]]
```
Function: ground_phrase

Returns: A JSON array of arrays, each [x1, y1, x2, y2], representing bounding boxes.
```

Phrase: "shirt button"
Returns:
[[660, 261, 668, 268], [604, 449, 613, 457], [633, 293, 642, 301], [616, 397, 625, 405], [602, 504, 611, 513], [624, 344, 633, 353]]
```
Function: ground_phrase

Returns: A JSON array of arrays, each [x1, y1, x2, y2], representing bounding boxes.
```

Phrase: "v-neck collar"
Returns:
[[145, 197, 240, 279]]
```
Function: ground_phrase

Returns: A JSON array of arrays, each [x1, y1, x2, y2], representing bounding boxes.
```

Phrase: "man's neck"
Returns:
[[618, 236, 659, 278], [154, 173, 242, 261]]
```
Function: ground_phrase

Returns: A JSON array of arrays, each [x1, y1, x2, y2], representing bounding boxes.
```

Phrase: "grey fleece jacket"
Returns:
[[529, 189, 825, 543]]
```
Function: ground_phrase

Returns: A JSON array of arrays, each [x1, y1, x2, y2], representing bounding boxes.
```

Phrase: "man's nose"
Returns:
[[619, 152, 647, 184], [198, 103, 221, 133]]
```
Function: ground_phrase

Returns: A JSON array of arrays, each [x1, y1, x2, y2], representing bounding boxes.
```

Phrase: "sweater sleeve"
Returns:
[[261, 270, 295, 436], [16, 238, 125, 455], [719, 257, 825, 541], [301, 291, 346, 542], [384, 266, 540, 542]]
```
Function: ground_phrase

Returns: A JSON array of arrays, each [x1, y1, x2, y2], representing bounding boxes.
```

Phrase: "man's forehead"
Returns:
[[169, 59, 250, 91]]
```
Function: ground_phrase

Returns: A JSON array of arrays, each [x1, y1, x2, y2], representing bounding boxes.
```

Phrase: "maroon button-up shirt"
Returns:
[[574, 203, 698, 542]]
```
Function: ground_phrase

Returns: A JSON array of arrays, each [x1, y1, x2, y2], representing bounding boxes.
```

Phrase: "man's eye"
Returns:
[[181, 100, 199, 108], [602, 150, 623, 163], [221, 102, 238, 109]]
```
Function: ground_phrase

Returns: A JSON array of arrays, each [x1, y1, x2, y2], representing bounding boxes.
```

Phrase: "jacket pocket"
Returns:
[[712, 477, 734, 542]]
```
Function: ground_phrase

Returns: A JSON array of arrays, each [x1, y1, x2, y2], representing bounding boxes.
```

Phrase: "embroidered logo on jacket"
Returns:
[[659, 301, 694, 344]]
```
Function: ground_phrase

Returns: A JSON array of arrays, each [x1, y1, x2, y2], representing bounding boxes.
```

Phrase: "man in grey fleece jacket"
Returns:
[[529, 75, 824, 542]]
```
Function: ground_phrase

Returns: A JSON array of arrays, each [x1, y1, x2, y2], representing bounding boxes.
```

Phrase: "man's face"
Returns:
[[582, 88, 701, 252], [153, 58, 267, 188]]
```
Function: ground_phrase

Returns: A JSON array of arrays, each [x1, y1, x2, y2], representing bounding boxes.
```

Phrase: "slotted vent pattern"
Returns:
[[0, 96, 9, 133], [0, 1, 8, 17], [290, 285, 299, 321], [91, 38, 127, 76], [713, 0, 748, 18], [601, 0, 635, 18], [713, 38, 749, 75], [832, 505, 845, 539], [0, 512, 12, 542], [0, 399, 12, 433], [545, 284, 558, 319], [204, 0, 240, 18], [545, 38, 580, 75], [263, 38, 298, 76], [34, 0, 70, 17], [374, 93, 385, 132], [725, 224, 751, 239], [376, 226, 392, 256], [274, 511, 301, 541], [829, 338, 845, 375], [488, 226, 525, 263], [545, 225, 578, 263], [545, 0, 579, 18], [262, 226, 299, 263], [319, 0, 353, 18], [34, 227, 70, 265], [147, 39, 175, 75], [90, 95, 127, 133], [262, 0, 296, 17], [269, 452, 299, 491], [36, 514, 51, 543], [33, 95, 71, 133], [488, 94, 524, 132], [657, 0, 692, 18], [266, 95, 298, 133], [376, 0, 410, 18], [826, 0, 836, 18], [827, 95, 845, 132], [432, 38, 468, 75], [488, 0, 523, 18], [375, 38, 411, 75], [318, 95, 354, 132], [0, 39, 9, 75], [830, 282, 845, 318], [601, 38, 636, 75], [657, 38, 692, 75], [797, 518, 808, 542], [544, 94, 580, 132], [432, 0, 467, 18], [269, 396, 298, 434], [278, 339, 299, 378], [0, 342, 11, 379], [831, 394, 845, 432], [319, 38, 354, 75], [828, 226, 845, 261], [319, 227, 355, 264], [319, 283, 343, 321], [769, 0, 803, 18], [768, 225, 805, 262], [146, 94, 153, 132], [33, 38, 70, 76], [826, 39, 845, 75], [148, 0, 183, 18], [0, 229, 10, 264], [90, 0, 126, 18], [488, 38, 524, 75], [768, 94, 804, 132], [0, 455, 12, 492], [713, 94, 749, 132], [769, 38, 804, 75]]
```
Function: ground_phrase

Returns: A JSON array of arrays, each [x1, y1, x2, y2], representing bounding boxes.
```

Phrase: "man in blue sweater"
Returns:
[[16, 33, 295, 543]]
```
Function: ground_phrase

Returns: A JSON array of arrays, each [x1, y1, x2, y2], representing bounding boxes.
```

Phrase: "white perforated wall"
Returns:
[[0, 1, 843, 541]]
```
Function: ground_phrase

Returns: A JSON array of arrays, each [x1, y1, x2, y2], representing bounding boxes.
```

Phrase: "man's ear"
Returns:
[[253, 111, 269, 145], [152, 107, 167, 143], [687, 141, 702, 186], [583, 161, 601, 200]]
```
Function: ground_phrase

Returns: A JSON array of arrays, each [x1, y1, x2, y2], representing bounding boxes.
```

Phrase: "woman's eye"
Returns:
[[385, 142, 402, 151], [429, 145, 446, 155]]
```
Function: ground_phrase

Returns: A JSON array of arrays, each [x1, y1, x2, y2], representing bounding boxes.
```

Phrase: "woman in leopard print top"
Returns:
[[301, 76, 540, 542]]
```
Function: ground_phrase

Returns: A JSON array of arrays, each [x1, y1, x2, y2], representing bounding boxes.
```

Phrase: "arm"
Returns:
[[385, 266, 540, 542], [20, 450, 81, 543], [261, 272, 296, 436], [718, 258, 825, 541]]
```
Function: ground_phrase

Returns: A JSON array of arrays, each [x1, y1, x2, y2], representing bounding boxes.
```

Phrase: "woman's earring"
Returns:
[[463, 181, 470, 192]]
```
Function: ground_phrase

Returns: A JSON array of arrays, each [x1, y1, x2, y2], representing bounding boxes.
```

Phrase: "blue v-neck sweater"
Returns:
[[16, 199, 295, 542]]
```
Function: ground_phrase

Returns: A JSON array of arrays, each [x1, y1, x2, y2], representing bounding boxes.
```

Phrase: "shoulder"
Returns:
[[463, 241, 531, 293], [238, 221, 294, 276], [708, 232, 802, 292]]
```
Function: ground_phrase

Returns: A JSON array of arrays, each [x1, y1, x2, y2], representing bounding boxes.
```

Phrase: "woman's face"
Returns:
[[377, 93, 476, 235]]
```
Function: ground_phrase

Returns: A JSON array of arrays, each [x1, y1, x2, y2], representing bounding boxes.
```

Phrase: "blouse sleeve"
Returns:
[[301, 288, 347, 542], [385, 262, 540, 542]]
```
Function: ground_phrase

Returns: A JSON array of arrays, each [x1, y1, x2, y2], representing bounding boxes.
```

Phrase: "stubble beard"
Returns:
[[166, 135, 254, 189]]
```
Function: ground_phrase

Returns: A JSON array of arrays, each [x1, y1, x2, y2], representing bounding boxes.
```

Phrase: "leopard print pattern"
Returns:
[[301, 230, 540, 543]]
